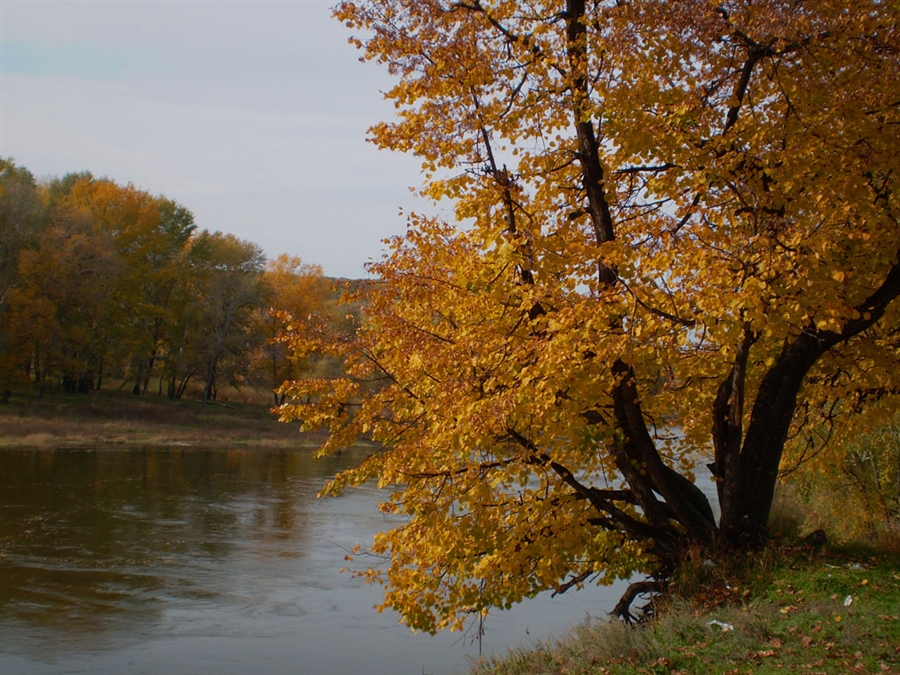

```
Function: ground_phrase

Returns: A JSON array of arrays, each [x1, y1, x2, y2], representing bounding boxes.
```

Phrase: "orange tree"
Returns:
[[278, 0, 900, 629]]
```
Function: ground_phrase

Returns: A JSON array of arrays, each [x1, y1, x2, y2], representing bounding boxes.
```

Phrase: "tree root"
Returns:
[[612, 580, 666, 624]]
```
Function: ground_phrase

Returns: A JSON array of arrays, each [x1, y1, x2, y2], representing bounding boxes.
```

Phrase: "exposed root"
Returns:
[[611, 580, 666, 624]]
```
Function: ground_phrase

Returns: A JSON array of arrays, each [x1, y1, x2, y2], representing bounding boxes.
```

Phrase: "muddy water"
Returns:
[[0, 447, 637, 675]]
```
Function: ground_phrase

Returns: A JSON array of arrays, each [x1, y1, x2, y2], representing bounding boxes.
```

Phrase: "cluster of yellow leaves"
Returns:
[[279, 216, 656, 630]]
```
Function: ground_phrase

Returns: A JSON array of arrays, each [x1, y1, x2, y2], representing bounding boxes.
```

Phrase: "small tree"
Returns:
[[191, 232, 267, 404], [278, 0, 900, 630]]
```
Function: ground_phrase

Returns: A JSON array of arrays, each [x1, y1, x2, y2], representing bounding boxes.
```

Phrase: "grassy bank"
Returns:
[[0, 390, 321, 448], [469, 547, 900, 675]]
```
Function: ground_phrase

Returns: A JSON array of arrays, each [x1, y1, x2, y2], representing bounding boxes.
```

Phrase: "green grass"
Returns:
[[468, 547, 900, 675]]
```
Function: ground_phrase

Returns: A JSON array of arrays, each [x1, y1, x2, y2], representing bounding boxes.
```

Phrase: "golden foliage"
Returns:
[[279, 0, 900, 631]]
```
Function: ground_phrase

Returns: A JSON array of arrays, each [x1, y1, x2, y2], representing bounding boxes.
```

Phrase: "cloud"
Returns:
[[0, 0, 426, 278]]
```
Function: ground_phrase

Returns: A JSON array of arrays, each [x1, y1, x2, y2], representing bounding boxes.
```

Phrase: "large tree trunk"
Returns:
[[724, 334, 822, 539], [719, 255, 900, 543]]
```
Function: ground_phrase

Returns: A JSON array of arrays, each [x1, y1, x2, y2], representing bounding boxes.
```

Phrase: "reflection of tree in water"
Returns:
[[0, 447, 368, 640]]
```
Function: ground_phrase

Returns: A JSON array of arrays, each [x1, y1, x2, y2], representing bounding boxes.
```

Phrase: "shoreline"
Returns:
[[0, 390, 324, 449]]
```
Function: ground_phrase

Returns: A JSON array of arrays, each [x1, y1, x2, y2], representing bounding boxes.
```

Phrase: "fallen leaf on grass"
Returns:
[[799, 660, 825, 669]]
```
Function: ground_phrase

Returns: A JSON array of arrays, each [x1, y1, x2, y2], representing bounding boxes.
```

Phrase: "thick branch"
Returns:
[[712, 325, 756, 519], [565, 0, 618, 287], [612, 360, 717, 539], [553, 570, 593, 597], [723, 49, 764, 133], [505, 427, 673, 544], [833, 251, 900, 343]]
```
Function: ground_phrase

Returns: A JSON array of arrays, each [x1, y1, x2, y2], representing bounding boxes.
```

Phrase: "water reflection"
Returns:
[[1, 447, 627, 675], [2, 449, 341, 627]]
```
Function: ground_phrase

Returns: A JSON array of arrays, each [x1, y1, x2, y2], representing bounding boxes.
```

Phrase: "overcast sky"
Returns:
[[0, 0, 428, 278]]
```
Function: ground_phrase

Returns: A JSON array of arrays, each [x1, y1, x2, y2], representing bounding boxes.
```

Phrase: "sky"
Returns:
[[0, 0, 429, 278]]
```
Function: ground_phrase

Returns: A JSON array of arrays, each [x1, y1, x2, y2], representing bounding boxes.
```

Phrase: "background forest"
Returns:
[[0, 157, 353, 406]]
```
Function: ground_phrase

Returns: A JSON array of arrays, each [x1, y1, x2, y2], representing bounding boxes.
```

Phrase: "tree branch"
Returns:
[[566, 1, 615, 247], [504, 427, 673, 544], [612, 360, 717, 538], [611, 580, 666, 623]]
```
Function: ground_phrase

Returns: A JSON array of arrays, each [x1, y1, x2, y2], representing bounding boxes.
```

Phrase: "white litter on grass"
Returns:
[[707, 619, 735, 632], [843, 594, 854, 607]]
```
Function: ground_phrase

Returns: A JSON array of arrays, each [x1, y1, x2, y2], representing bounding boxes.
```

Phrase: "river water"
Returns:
[[0, 446, 641, 675]]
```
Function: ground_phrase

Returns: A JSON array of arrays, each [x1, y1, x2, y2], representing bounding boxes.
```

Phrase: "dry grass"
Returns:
[[0, 390, 324, 448]]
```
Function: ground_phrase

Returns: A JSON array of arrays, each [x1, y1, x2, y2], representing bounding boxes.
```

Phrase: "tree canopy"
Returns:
[[277, 0, 900, 631], [0, 160, 330, 403]]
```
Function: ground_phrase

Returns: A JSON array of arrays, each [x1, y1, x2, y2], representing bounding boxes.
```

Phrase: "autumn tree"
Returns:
[[0, 162, 331, 403], [8, 190, 121, 394], [0, 159, 43, 303], [255, 254, 327, 405], [56, 177, 199, 394], [0, 168, 207, 397], [156, 233, 217, 400], [278, 0, 900, 630], [184, 231, 268, 404], [0, 159, 45, 400], [123, 197, 197, 395]]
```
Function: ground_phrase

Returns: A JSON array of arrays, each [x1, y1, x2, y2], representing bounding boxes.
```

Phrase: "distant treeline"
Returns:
[[0, 157, 360, 404]]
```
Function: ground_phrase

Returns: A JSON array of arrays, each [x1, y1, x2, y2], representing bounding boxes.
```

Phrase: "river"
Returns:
[[0, 446, 643, 675]]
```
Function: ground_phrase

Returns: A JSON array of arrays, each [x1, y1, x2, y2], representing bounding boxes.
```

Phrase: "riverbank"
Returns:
[[0, 391, 323, 448], [469, 546, 900, 675]]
